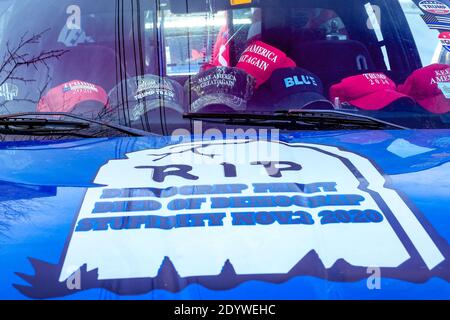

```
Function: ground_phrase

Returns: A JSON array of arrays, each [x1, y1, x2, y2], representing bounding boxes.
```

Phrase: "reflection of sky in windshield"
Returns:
[[400, 0, 440, 65]]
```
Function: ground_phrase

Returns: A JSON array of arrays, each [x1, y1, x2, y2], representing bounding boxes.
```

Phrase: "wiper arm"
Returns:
[[0, 112, 154, 137], [0, 117, 92, 137], [275, 109, 409, 130], [184, 110, 408, 130]]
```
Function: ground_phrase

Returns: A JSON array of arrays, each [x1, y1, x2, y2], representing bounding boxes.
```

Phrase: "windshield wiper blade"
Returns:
[[184, 110, 408, 130], [0, 118, 89, 129], [0, 112, 153, 137], [0, 117, 93, 137]]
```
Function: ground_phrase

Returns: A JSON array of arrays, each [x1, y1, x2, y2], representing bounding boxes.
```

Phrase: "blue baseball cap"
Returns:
[[252, 67, 335, 111]]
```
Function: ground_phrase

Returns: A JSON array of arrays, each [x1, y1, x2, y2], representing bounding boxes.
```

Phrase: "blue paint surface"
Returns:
[[0, 129, 449, 300]]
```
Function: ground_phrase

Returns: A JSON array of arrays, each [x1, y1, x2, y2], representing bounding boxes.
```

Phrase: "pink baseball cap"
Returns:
[[398, 64, 450, 114], [38, 80, 109, 114], [329, 73, 414, 110], [236, 40, 296, 88]]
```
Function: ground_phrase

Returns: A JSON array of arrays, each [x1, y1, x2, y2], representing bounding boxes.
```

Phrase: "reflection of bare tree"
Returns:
[[0, 29, 125, 141], [0, 29, 69, 142], [0, 29, 68, 114], [0, 200, 29, 240]]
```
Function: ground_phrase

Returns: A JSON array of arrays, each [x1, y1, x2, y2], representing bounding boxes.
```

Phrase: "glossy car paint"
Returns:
[[0, 129, 449, 300]]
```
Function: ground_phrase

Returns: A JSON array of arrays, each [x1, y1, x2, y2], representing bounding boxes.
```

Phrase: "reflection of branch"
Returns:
[[146, 141, 253, 162], [0, 30, 68, 115], [147, 144, 219, 161], [0, 201, 29, 240], [0, 30, 67, 86], [4, 77, 36, 84]]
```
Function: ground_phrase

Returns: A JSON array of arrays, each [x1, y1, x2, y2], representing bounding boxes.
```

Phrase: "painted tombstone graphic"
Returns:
[[55, 139, 447, 288]]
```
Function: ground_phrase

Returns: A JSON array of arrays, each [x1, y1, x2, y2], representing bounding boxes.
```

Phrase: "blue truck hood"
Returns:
[[0, 129, 449, 300]]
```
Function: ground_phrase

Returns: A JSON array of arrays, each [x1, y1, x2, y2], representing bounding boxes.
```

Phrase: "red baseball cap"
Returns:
[[398, 64, 450, 114], [329, 73, 413, 110], [236, 40, 296, 88], [284, 57, 297, 68], [38, 80, 108, 114]]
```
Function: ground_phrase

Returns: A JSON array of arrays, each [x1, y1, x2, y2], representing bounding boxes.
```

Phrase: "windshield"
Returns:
[[0, 0, 449, 139]]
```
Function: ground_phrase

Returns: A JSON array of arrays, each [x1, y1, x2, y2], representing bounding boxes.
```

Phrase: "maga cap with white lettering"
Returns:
[[185, 66, 255, 113], [37, 80, 109, 114], [398, 64, 450, 114], [108, 75, 185, 122], [236, 40, 296, 88], [330, 73, 414, 110]]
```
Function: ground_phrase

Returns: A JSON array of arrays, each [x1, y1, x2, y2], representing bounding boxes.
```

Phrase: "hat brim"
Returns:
[[417, 94, 450, 114], [274, 92, 335, 111], [70, 100, 108, 115], [145, 99, 184, 113], [125, 100, 184, 122], [349, 90, 414, 111], [189, 93, 247, 113], [39, 95, 108, 113]]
